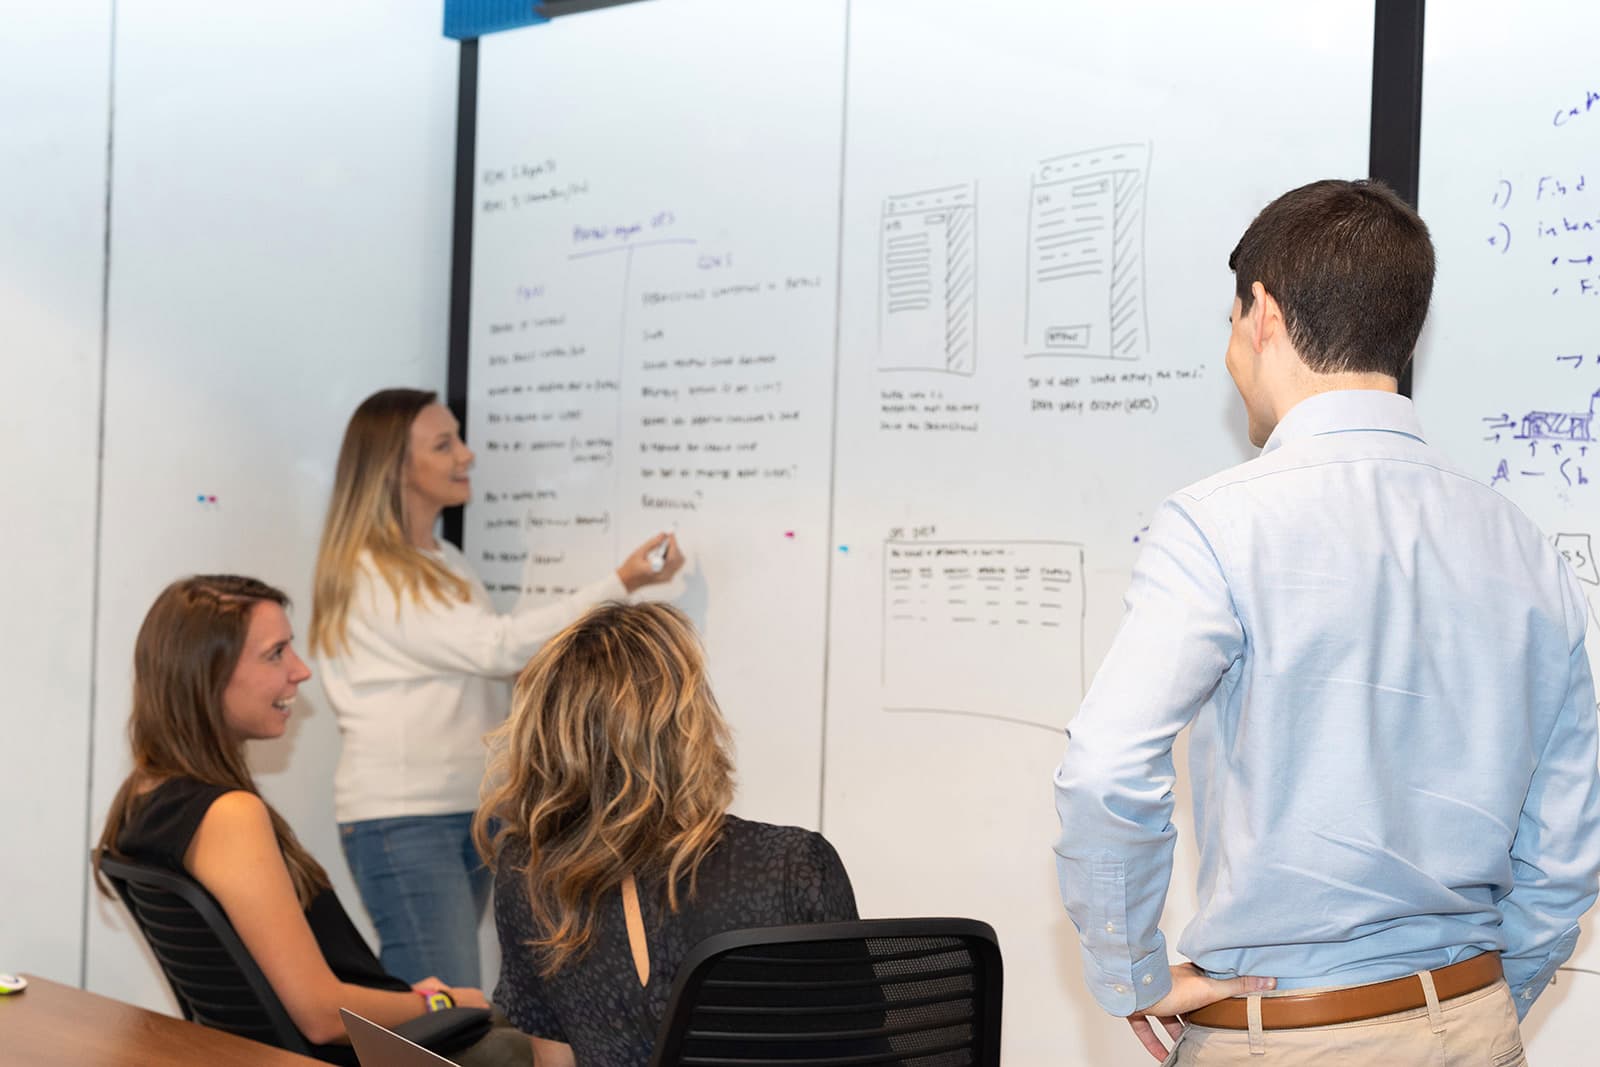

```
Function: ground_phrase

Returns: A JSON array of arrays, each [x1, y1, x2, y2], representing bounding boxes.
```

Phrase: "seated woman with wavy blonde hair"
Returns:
[[475, 602, 857, 1066]]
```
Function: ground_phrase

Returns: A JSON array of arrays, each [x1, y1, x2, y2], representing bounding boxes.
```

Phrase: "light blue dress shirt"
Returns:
[[1054, 390, 1600, 1019]]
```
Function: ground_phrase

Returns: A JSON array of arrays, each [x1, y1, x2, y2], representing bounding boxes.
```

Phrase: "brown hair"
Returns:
[[309, 388, 471, 657], [95, 575, 330, 907], [1229, 179, 1434, 379], [474, 603, 734, 975]]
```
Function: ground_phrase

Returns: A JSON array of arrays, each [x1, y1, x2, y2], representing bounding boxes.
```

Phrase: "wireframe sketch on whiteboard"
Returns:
[[878, 184, 977, 375], [1025, 144, 1149, 360], [882, 540, 1085, 731], [1515, 389, 1600, 442]]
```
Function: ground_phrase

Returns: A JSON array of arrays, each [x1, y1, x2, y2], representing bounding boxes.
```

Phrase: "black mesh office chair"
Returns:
[[97, 853, 484, 1066], [649, 917, 1003, 1066]]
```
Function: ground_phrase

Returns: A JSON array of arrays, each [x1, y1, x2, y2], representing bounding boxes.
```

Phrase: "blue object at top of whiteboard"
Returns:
[[443, 1, 547, 40]]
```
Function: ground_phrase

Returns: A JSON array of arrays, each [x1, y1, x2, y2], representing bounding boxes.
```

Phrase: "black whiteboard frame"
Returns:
[[1368, 0, 1426, 398], [443, 38, 478, 549], [444, 0, 1431, 537]]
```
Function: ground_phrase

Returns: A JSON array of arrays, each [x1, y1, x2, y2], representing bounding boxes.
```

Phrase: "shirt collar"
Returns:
[[1261, 389, 1426, 454]]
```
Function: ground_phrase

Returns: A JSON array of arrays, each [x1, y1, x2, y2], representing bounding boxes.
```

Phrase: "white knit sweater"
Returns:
[[318, 542, 626, 823]]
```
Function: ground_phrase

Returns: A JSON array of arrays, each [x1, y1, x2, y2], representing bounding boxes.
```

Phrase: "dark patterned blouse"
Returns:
[[492, 815, 858, 1064]]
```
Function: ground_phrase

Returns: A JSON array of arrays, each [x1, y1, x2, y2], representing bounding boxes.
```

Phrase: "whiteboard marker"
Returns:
[[647, 535, 671, 573]]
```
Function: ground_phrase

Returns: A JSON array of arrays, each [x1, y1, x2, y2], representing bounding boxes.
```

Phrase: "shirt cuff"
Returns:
[[1087, 944, 1172, 1016], [1506, 927, 1581, 1020]]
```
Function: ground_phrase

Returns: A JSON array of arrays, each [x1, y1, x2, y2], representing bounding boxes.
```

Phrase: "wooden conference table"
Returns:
[[0, 974, 322, 1065]]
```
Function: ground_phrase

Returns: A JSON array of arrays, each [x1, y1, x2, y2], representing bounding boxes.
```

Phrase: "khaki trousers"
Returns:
[[1164, 979, 1526, 1066], [450, 1009, 536, 1067]]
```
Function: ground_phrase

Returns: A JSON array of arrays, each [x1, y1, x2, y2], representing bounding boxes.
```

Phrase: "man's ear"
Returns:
[[1249, 281, 1282, 352]]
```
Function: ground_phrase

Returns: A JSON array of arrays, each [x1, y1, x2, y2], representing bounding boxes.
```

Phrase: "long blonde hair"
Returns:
[[474, 603, 735, 975], [95, 576, 330, 907], [309, 388, 471, 657]]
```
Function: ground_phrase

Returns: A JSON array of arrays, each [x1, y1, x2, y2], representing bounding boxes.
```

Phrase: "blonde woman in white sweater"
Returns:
[[310, 388, 682, 988]]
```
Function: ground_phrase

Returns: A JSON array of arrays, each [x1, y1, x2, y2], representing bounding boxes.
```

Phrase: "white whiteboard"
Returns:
[[1415, 1, 1600, 1056], [467, 0, 848, 830], [468, 2, 1374, 1062], [82, 0, 461, 1012], [823, 2, 1372, 1061], [0, 0, 111, 986]]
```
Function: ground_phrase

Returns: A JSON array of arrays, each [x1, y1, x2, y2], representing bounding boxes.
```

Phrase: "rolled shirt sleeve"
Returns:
[[1053, 497, 1243, 1015]]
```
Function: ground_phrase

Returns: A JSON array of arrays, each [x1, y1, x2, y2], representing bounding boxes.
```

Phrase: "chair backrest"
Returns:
[[649, 917, 1002, 1066], [96, 852, 319, 1058]]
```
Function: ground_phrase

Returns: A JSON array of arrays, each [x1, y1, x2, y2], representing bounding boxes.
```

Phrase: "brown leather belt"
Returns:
[[1183, 952, 1502, 1031]]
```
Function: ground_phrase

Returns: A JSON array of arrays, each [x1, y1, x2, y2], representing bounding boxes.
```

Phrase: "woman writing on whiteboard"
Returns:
[[310, 388, 683, 988]]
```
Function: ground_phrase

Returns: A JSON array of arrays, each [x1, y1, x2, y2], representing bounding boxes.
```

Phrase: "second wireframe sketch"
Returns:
[[1025, 144, 1150, 360]]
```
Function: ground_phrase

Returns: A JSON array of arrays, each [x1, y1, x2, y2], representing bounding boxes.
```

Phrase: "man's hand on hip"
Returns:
[[1126, 963, 1277, 1061]]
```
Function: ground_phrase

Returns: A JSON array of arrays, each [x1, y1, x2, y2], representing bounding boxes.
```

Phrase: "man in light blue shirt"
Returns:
[[1054, 179, 1600, 1063]]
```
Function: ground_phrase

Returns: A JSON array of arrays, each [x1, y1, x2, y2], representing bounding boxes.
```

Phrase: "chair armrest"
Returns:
[[392, 1006, 494, 1055]]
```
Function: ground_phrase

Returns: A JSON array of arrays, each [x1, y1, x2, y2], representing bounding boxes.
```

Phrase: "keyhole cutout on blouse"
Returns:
[[621, 874, 650, 988]]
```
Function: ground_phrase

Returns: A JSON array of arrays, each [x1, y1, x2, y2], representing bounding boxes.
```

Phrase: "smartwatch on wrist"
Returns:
[[420, 989, 454, 1012]]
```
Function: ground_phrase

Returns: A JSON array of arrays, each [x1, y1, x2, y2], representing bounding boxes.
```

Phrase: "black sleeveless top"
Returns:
[[491, 815, 857, 1065], [116, 778, 408, 996]]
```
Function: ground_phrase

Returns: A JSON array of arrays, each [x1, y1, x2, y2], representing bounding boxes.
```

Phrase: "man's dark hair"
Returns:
[[1228, 179, 1434, 379]]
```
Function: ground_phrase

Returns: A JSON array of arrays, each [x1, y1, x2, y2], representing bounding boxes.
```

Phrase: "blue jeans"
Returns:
[[339, 813, 491, 988]]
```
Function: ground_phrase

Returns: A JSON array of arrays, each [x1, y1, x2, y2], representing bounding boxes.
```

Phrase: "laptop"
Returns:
[[341, 1008, 455, 1066]]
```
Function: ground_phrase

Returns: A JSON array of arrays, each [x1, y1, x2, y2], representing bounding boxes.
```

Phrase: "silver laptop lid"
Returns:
[[341, 1008, 456, 1066]]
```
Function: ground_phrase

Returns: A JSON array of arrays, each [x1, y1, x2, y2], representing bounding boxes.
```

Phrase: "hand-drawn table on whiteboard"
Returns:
[[881, 539, 1085, 730]]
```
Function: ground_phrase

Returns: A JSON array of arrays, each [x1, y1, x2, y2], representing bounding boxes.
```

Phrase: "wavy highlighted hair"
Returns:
[[309, 388, 470, 658], [474, 602, 734, 975]]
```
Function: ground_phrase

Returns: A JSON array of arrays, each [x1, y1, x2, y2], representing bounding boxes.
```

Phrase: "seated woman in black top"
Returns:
[[93, 575, 527, 1066], [474, 602, 858, 1066]]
